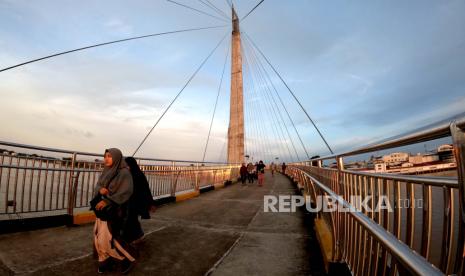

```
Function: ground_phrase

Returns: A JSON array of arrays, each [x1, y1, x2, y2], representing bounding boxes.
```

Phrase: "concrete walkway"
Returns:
[[0, 172, 325, 275]]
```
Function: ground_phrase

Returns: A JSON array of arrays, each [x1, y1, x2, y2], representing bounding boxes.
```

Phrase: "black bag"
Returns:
[[90, 195, 118, 221]]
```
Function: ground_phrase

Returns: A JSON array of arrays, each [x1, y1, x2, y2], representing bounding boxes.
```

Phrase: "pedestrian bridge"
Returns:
[[0, 115, 464, 275], [1, 2, 465, 274]]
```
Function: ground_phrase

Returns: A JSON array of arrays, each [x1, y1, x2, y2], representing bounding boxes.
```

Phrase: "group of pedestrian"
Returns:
[[91, 148, 154, 274], [239, 160, 267, 187]]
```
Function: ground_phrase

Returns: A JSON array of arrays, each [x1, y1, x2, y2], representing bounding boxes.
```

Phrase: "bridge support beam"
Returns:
[[227, 6, 245, 164]]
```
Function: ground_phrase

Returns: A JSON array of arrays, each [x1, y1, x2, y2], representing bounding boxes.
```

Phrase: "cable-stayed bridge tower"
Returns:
[[227, 6, 245, 164]]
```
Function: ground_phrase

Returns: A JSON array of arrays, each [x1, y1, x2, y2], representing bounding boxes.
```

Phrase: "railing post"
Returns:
[[451, 122, 465, 274], [334, 156, 344, 262], [337, 157, 345, 195], [67, 152, 77, 217], [195, 162, 200, 191], [68, 172, 80, 218], [170, 161, 175, 196]]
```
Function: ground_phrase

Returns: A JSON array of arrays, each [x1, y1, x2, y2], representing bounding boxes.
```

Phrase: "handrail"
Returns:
[[0, 140, 232, 164], [295, 166, 443, 275], [0, 140, 98, 156], [341, 169, 458, 188], [0, 165, 234, 173], [0, 155, 240, 216], [306, 112, 465, 161], [296, 165, 458, 188]]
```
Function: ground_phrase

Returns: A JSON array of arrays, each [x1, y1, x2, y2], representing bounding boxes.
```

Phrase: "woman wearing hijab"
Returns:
[[257, 160, 266, 187], [247, 162, 255, 183], [123, 157, 154, 244], [92, 148, 136, 274], [282, 162, 287, 174], [239, 163, 248, 185], [270, 162, 276, 177]]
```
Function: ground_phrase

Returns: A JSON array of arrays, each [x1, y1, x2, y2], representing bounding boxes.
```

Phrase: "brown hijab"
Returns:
[[95, 148, 133, 205], [97, 148, 127, 188]]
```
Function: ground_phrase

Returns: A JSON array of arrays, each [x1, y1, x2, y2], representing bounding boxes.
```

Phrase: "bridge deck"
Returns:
[[0, 172, 325, 275]]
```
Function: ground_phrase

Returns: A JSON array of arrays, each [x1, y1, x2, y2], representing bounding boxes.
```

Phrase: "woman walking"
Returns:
[[247, 162, 255, 183], [270, 162, 276, 177], [282, 162, 287, 174], [257, 160, 266, 187], [240, 163, 248, 185], [254, 162, 259, 180], [123, 157, 154, 244], [91, 148, 136, 274]]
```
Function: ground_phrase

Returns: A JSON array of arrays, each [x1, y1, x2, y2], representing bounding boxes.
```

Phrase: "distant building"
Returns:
[[345, 161, 369, 170], [374, 159, 387, 172], [438, 144, 453, 152], [363, 144, 456, 175], [382, 152, 409, 166], [310, 155, 320, 167], [401, 162, 414, 168], [437, 144, 455, 163], [408, 153, 439, 165]]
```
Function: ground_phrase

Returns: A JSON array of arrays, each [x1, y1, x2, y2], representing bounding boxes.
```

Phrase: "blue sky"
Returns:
[[0, 0, 464, 162]]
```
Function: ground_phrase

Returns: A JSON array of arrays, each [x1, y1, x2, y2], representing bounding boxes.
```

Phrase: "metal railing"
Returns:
[[0, 141, 239, 220], [287, 114, 465, 275]]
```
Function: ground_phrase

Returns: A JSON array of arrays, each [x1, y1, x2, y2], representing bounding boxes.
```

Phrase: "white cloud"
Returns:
[[346, 74, 373, 96], [104, 18, 133, 36], [0, 49, 226, 160]]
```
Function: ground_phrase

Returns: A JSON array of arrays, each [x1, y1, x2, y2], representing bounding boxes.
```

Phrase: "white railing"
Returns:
[[287, 114, 465, 275], [0, 141, 239, 220]]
